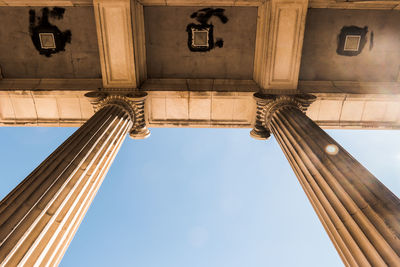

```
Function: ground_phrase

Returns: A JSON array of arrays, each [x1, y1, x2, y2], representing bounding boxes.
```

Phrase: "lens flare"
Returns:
[[325, 144, 339, 155]]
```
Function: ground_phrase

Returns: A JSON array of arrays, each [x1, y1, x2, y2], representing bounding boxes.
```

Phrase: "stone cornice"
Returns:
[[85, 91, 150, 139], [250, 93, 316, 140]]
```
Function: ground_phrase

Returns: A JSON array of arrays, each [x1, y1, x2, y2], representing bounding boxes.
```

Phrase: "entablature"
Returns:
[[1, 88, 399, 130]]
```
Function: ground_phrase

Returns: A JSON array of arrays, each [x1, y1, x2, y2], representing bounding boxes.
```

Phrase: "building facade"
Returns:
[[0, 0, 399, 265]]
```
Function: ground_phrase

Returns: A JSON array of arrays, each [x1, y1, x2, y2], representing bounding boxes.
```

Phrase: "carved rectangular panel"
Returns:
[[272, 6, 299, 81], [94, 0, 137, 88], [131, 0, 147, 86], [254, 0, 308, 90]]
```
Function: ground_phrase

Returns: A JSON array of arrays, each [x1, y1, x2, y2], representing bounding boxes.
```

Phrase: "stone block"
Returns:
[[340, 100, 364, 121], [318, 100, 342, 121], [34, 97, 59, 120], [166, 97, 188, 120], [57, 97, 81, 119], [362, 101, 386, 121], [189, 98, 211, 120]]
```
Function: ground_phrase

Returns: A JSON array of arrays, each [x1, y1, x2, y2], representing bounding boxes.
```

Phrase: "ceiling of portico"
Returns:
[[0, 3, 399, 91], [144, 6, 257, 79], [0, 6, 100, 79], [299, 9, 400, 82], [0, 0, 400, 130]]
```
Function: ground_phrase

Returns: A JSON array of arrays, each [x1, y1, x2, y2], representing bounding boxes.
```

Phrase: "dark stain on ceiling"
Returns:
[[336, 26, 368, 57], [186, 8, 228, 52], [29, 7, 72, 57]]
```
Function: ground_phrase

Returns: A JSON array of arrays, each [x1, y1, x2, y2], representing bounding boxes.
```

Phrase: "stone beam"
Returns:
[[131, 0, 147, 86], [141, 79, 260, 92], [0, 79, 101, 91], [253, 0, 308, 90], [93, 0, 145, 88], [1, 90, 400, 129], [299, 81, 400, 95]]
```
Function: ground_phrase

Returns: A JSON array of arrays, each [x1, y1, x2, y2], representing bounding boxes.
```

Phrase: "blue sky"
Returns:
[[0, 127, 399, 267]]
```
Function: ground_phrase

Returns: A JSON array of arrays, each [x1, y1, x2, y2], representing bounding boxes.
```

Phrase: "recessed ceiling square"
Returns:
[[344, 35, 361, 51], [39, 33, 56, 49], [192, 29, 209, 47]]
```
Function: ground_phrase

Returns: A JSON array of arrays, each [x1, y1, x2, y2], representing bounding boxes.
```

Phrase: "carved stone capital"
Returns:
[[85, 91, 150, 139], [250, 93, 316, 140]]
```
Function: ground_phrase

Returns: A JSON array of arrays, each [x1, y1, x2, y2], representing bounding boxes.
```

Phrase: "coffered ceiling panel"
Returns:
[[144, 6, 258, 79], [0, 6, 101, 78], [300, 9, 400, 82]]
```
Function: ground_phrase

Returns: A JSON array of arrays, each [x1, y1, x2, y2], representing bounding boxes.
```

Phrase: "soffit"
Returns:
[[144, 6, 258, 79], [0, 6, 101, 79], [300, 9, 400, 82]]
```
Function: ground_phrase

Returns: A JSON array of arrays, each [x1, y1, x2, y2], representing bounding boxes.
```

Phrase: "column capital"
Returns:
[[250, 93, 316, 140], [85, 91, 150, 139]]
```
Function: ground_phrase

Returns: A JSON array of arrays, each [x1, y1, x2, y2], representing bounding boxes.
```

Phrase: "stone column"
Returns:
[[251, 93, 400, 267], [0, 92, 149, 266]]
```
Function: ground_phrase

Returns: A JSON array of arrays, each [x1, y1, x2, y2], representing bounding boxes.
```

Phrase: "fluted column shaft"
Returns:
[[0, 104, 133, 266], [270, 104, 400, 266]]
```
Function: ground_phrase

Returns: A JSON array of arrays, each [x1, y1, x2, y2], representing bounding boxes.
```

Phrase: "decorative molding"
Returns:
[[85, 91, 150, 138], [0, 78, 399, 94], [0, 78, 102, 91], [131, 0, 147, 87], [141, 78, 260, 91], [299, 80, 400, 94], [1, 0, 397, 10], [250, 93, 316, 139], [253, 1, 269, 87], [253, 0, 308, 90], [309, 0, 400, 10], [136, 0, 265, 6], [0, 0, 92, 6], [93, 0, 138, 88]]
